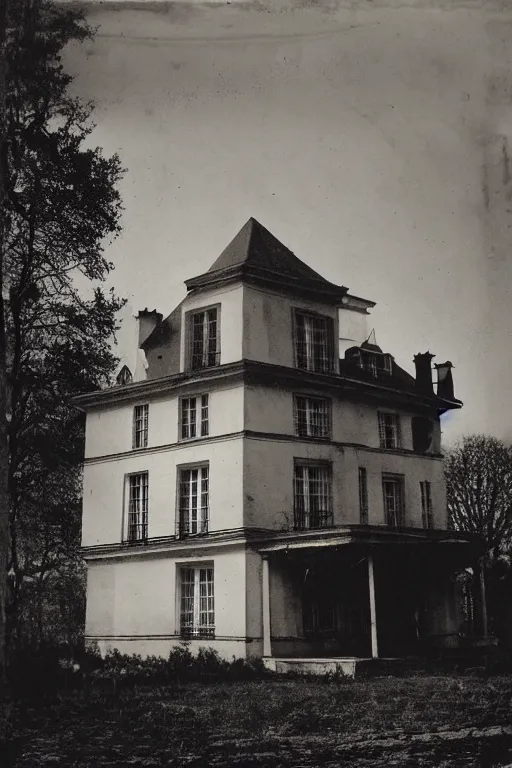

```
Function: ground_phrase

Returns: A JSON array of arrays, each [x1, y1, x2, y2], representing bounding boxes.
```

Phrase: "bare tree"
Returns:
[[446, 434, 512, 562], [0, 0, 10, 685]]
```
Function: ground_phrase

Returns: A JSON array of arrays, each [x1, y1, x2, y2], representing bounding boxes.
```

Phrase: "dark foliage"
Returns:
[[1, 0, 125, 657]]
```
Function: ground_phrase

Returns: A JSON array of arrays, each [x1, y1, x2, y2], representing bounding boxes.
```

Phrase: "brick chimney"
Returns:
[[136, 309, 163, 348], [413, 352, 435, 396], [434, 361, 455, 400]]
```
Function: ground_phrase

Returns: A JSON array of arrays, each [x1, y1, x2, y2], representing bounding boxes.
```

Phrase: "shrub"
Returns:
[[7, 641, 271, 699]]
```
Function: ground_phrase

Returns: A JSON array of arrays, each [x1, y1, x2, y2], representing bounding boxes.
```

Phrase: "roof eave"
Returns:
[[185, 263, 349, 303]]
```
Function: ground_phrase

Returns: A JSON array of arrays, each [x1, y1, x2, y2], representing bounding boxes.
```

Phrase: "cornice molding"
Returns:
[[81, 524, 483, 561], [83, 429, 444, 465], [73, 359, 462, 413]]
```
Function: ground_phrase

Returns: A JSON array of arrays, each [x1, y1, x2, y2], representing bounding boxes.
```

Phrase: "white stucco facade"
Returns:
[[77, 219, 478, 663]]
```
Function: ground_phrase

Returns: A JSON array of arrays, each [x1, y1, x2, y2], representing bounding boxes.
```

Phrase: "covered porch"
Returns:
[[259, 527, 484, 675]]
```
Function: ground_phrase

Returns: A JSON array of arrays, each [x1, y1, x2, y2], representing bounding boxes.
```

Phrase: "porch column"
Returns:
[[479, 563, 488, 638], [368, 554, 379, 658], [262, 555, 271, 657]]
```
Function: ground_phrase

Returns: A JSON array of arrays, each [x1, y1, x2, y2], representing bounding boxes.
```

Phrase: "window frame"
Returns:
[[382, 473, 405, 529], [185, 304, 221, 371], [176, 462, 210, 538], [125, 471, 149, 543], [358, 467, 369, 525], [293, 394, 332, 439], [420, 480, 434, 529], [378, 411, 402, 450], [132, 403, 149, 450], [293, 459, 333, 530], [179, 565, 215, 639], [179, 393, 209, 441], [292, 309, 336, 375]]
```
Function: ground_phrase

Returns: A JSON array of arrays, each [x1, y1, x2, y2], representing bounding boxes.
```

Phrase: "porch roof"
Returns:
[[257, 525, 483, 558]]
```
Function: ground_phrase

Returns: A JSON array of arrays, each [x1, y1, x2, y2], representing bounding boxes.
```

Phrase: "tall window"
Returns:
[[294, 311, 334, 374], [132, 404, 149, 449], [294, 396, 331, 439], [294, 462, 333, 530], [358, 467, 368, 524], [189, 307, 220, 370], [181, 395, 209, 440], [378, 412, 401, 449], [382, 475, 405, 529], [180, 567, 215, 638], [420, 481, 434, 529], [178, 466, 209, 536], [127, 472, 149, 542]]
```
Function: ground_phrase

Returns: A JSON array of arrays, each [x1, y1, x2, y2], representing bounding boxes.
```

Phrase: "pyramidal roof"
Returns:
[[185, 217, 349, 303]]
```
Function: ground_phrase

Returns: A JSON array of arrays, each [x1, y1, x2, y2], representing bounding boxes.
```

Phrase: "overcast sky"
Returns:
[[64, 0, 512, 444]]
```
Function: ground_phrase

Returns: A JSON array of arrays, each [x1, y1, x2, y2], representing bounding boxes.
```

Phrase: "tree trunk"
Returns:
[[0, 0, 9, 686]]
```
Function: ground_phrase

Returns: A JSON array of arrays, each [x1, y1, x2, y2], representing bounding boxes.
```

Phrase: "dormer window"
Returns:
[[187, 306, 220, 370], [294, 311, 335, 374], [116, 365, 133, 386], [345, 347, 393, 378]]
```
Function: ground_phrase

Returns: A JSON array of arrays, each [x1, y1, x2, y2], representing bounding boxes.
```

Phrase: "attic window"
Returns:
[[116, 366, 133, 386], [348, 349, 392, 378]]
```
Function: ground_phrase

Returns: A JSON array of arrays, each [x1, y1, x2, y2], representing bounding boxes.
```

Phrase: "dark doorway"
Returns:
[[375, 552, 423, 657], [301, 553, 371, 657]]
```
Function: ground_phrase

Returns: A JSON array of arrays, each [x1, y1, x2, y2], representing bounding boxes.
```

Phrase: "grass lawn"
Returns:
[[7, 675, 512, 767]]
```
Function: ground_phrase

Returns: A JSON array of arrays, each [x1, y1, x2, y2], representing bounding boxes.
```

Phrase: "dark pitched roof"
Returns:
[[185, 217, 349, 303]]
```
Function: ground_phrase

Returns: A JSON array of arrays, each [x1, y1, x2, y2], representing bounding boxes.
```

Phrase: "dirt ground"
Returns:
[[6, 675, 512, 767]]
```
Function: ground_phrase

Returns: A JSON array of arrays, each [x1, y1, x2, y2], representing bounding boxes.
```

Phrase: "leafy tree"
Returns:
[[0, 0, 125, 674]]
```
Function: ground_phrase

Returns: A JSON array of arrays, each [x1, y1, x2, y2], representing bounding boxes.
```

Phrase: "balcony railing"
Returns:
[[190, 351, 221, 371], [176, 516, 209, 538], [126, 521, 148, 544], [293, 508, 334, 531], [180, 625, 216, 639]]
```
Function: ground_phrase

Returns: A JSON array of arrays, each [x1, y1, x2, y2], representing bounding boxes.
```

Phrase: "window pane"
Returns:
[[294, 464, 332, 529], [201, 394, 209, 436], [294, 313, 333, 374], [179, 467, 209, 536], [383, 478, 403, 528], [133, 404, 149, 449], [190, 309, 219, 369], [181, 567, 214, 637], [128, 473, 148, 541]]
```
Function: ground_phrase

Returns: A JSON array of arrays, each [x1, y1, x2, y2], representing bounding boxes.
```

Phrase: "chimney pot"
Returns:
[[414, 351, 435, 395], [136, 309, 163, 348], [434, 361, 455, 400]]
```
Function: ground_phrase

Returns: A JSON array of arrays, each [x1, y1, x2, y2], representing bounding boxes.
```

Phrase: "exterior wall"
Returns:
[[244, 383, 433, 452], [84, 383, 244, 460], [242, 285, 339, 368], [338, 306, 370, 357], [144, 301, 184, 380], [82, 435, 244, 546], [243, 435, 447, 531], [85, 545, 248, 660], [179, 284, 243, 371]]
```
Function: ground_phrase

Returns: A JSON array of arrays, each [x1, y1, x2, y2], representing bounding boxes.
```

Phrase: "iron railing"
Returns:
[[293, 508, 334, 531]]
